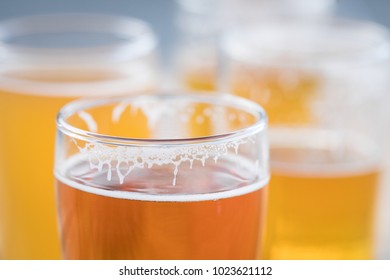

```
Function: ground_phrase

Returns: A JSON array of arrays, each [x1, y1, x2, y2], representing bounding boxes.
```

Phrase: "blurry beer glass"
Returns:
[[173, 0, 336, 92], [54, 92, 269, 259], [0, 14, 159, 259], [221, 17, 390, 259]]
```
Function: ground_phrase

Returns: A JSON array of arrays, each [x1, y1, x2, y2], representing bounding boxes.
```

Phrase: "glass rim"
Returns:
[[56, 91, 268, 146], [221, 16, 390, 66], [0, 13, 158, 62]]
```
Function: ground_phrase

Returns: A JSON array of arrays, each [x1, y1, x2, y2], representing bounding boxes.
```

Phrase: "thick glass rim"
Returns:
[[56, 91, 268, 146], [221, 16, 390, 66], [0, 13, 157, 63]]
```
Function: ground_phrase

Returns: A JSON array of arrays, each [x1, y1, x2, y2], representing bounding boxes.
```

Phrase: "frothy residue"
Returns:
[[75, 136, 252, 186]]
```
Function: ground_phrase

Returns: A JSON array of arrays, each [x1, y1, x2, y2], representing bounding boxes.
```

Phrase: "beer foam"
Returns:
[[74, 136, 253, 186]]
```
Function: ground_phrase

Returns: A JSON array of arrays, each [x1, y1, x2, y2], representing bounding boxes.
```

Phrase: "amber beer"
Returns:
[[54, 93, 269, 259], [263, 128, 380, 259], [0, 14, 158, 259], [56, 160, 267, 259]]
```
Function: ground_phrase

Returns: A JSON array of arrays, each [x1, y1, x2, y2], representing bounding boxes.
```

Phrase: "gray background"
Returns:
[[0, 0, 388, 64]]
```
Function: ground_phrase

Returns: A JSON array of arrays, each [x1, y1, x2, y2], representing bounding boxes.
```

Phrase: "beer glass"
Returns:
[[54, 92, 269, 259], [221, 17, 390, 259], [173, 0, 336, 92], [0, 14, 159, 259]]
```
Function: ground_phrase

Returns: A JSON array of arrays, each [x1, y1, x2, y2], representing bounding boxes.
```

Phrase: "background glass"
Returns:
[[221, 17, 390, 259], [0, 13, 159, 259], [172, 0, 336, 92], [54, 92, 269, 259]]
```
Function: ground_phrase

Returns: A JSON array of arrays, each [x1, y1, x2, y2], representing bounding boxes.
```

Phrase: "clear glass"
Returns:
[[0, 13, 159, 259], [172, 0, 336, 92], [54, 92, 269, 260], [220, 17, 390, 259]]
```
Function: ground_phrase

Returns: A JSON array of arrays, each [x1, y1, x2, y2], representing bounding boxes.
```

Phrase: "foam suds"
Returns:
[[75, 136, 253, 186]]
